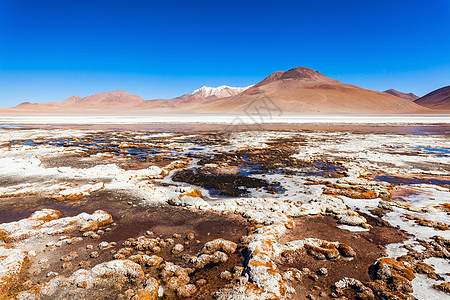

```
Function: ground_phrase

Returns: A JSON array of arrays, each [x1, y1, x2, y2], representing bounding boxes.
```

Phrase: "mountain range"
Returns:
[[2, 67, 449, 114]]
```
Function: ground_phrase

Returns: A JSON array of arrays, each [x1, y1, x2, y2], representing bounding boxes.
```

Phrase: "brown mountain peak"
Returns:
[[253, 67, 327, 88], [15, 101, 34, 107], [279, 67, 325, 80], [383, 89, 418, 101]]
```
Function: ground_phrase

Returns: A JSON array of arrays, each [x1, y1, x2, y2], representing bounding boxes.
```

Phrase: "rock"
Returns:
[[90, 251, 99, 258], [191, 251, 228, 269], [168, 194, 210, 209], [192, 254, 211, 269], [391, 275, 413, 293], [89, 233, 101, 239], [210, 251, 228, 263], [370, 257, 415, 281], [173, 233, 181, 239], [0, 247, 29, 295], [129, 254, 163, 267], [70, 236, 83, 244], [336, 213, 368, 227], [38, 257, 48, 264], [152, 246, 161, 253], [172, 244, 184, 254], [233, 266, 245, 277], [309, 274, 318, 281], [46, 241, 56, 247], [55, 240, 68, 247], [114, 247, 133, 259], [305, 242, 339, 260], [132, 277, 159, 300], [146, 255, 164, 267], [125, 289, 135, 298], [196, 279, 207, 286], [186, 233, 195, 240], [318, 267, 328, 275], [220, 270, 232, 280], [79, 261, 89, 268], [214, 282, 279, 300], [160, 262, 190, 290], [283, 268, 302, 281], [91, 259, 144, 284], [177, 284, 198, 298], [22, 280, 33, 289], [202, 238, 237, 254], [414, 261, 439, 280], [369, 258, 415, 295], [61, 251, 78, 261], [334, 277, 374, 300], [338, 243, 356, 257], [47, 271, 59, 277], [133, 237, 161, 251], [98, 241, 116, 250], [434, 282, 450, 294]]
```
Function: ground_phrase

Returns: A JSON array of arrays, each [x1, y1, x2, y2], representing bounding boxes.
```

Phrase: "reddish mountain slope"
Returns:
[[414, 85, 450, 110], [198, 67, 426, 114]]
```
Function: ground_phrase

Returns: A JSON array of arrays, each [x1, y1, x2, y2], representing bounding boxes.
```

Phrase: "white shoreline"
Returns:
[[0, 115, 449, 125]]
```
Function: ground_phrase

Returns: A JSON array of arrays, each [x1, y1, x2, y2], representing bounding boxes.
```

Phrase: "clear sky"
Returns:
[[0, 0, 449, 106]]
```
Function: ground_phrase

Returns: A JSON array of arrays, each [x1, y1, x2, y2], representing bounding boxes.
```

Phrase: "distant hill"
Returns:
[[12, 91, 143, 111], [414, 85, 450, 110], [383, 89, 418, 101]]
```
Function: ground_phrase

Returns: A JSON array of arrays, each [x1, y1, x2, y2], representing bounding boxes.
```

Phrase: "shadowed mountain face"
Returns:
[[414, 85, 450, 110], [3, 67, 429, 114], [383, 89, 419, 101], [198, 67, 426, 114]]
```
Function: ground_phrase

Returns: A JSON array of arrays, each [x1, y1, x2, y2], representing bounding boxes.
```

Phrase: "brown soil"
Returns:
[[278, 214, 408, 299], [3, 190, 248, 299]]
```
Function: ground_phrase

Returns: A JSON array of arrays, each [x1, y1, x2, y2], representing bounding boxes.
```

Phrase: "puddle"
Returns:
[[412, 146, 450, 157], [172, 168, 277, 197], [375, 175, 450, 186]]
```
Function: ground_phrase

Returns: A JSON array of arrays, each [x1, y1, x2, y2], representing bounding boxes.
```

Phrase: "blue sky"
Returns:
[[0, 0, 449, 106]]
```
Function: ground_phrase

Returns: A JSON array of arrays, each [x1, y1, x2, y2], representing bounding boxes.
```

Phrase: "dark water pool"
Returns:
[[375, 175, 450, 186], [411, 146, 450, 157]]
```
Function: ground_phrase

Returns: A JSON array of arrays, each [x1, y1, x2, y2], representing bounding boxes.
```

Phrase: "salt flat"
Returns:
[[0, 125, 449, 299], [0, 114, 449, 125]]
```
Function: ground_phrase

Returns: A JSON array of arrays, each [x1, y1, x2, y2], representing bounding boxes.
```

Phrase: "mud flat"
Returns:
[[0, 126, 449, 299]]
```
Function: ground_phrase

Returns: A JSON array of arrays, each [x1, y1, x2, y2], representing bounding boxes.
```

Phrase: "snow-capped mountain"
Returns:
[[188, 85, 252, 99]]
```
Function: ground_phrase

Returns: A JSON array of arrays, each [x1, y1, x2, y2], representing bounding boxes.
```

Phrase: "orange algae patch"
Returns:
[[179, 188, 202, 198]]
